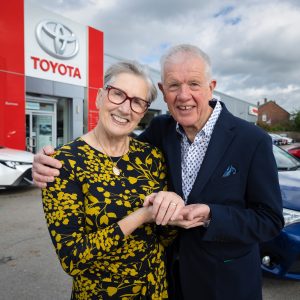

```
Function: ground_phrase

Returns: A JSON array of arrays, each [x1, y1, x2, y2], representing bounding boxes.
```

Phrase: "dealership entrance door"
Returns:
[[26, 98, 57, 153]]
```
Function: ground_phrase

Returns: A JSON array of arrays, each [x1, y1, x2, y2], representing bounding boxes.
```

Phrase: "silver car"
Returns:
[[0, 146, 33, 188]]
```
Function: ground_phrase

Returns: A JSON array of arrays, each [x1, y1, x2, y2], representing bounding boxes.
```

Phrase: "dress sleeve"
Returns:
[[42, 148, 125, 277]]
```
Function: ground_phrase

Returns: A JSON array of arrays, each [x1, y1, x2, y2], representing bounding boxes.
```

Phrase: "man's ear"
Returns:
[[158, 82, 166, 102], [158, 82, 164, 92], [209, 80, 217, 92]]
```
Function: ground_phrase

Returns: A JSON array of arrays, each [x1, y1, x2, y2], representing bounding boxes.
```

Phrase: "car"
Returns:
[[279, 134, 294, 145], [0, 146, 34, 188], [287, 146, 300, 160], [283, 144, 300, 160], [269, 133, 287, 145], [260, 145, 300, 280]]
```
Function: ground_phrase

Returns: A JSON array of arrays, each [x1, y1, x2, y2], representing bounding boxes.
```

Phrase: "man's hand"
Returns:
[[32, 145, 62, 188], [168, 217, 205, 229], [143, 191, 185, 225], [180, 204, 211, 224], [167, 203, 211, 229]]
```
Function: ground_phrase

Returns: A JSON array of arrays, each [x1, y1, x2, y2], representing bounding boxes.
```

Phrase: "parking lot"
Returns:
[[1, 186, 300, 300]]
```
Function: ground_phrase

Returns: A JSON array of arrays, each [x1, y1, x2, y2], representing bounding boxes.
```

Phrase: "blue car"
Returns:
[[260, 145, 300, 280]]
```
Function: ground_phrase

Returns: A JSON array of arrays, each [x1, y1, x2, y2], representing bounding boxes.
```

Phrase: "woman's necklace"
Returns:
[[93, 129, 128, 176]]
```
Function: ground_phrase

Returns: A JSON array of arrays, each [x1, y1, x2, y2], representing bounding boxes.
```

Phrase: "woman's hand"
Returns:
[[139, 205, 155, 223], [143, 191, 185, 226], [118, 206, 154, 236]]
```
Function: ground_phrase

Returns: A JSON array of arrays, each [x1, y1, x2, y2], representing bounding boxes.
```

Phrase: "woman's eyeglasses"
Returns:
[[105, 85, 150, 114]]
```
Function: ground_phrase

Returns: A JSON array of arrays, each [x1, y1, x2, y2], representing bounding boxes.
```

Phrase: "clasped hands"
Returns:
[[143, 191, 211, 229]]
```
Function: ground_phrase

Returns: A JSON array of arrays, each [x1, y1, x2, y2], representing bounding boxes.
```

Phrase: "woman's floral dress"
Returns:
[[42, 138, 177, 299]]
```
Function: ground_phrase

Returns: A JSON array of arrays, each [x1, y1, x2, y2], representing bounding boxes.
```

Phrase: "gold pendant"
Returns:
[[112, 166, 121, 176]]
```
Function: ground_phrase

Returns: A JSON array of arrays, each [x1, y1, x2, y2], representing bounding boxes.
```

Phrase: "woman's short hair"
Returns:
[[160, 44, 212, 81], [104, 61, 157, 103]]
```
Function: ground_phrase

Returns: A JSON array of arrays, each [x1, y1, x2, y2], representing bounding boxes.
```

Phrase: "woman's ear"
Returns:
[[95, 88, 103, 109]]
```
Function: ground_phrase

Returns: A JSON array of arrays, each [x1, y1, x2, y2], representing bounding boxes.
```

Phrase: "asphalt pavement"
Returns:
[[0, 186, 71, 300], [0, 186, 299, 300]]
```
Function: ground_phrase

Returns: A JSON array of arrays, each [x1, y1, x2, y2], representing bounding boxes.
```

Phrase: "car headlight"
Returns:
[[283, 208, 300, 226], [0, 161, 30, 169]]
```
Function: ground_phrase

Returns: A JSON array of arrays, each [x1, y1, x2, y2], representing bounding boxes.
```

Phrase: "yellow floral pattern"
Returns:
[[42, 138, 177, 299]]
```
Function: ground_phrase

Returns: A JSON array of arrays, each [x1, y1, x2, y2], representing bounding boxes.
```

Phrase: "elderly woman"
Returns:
[[42, 61, 177, 299]]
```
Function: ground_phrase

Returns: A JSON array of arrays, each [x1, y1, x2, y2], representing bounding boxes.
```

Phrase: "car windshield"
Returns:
[[273, 145, 300, 171]]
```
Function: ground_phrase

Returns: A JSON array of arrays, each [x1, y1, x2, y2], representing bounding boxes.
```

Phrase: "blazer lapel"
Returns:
[[164, 125, 183, 197], [187, 108, 236, 203]]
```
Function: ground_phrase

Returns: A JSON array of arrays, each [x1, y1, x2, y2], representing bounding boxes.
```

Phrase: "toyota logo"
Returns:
[[36, 20, 79, 60]]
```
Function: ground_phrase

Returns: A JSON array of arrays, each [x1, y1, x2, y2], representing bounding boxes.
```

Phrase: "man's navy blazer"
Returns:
[[140, 102, 284, 300]]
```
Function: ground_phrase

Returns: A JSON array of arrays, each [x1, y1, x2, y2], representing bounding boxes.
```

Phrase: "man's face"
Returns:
[[159, 53, 216, 136]]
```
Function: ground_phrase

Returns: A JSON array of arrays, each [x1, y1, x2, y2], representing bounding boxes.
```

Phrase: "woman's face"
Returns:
[[96, 73, 149, 138]]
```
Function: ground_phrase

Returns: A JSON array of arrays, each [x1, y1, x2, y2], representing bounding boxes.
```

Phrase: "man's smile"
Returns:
[[177, 105, 194, 111]]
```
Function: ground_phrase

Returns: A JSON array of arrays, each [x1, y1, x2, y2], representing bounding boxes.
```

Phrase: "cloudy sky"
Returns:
[[29, 0, 300, 113]]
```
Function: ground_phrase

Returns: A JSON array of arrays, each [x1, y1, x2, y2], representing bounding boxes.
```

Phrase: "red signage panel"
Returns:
[[0, 0, 24, 74], [0, 72, 25, 149], [88, 26, 104, 131]]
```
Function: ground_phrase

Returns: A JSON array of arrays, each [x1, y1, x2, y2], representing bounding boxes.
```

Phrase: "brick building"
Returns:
[[257, 98, 290, 126]]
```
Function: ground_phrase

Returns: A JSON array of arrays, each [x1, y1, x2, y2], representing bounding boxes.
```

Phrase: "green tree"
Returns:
[[294, 111, 300, 130]]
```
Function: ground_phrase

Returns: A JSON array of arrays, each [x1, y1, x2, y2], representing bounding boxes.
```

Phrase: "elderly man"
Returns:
[[32, 44, 283, 300]]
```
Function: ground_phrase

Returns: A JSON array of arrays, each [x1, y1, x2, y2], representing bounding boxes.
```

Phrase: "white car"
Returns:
[[279, 134, 294, 145], [269, 133, 285, 145], [0, 146, 33, 188]]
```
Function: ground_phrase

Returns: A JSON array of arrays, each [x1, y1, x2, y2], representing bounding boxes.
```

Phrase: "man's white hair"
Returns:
[[160, 44, 212, 82]]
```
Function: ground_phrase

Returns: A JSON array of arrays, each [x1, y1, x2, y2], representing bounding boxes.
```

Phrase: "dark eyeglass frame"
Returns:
[[105, 85, 150, 114]]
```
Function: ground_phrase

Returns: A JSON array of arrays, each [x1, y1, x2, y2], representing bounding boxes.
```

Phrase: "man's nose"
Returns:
[[177, 84, 191, 100]]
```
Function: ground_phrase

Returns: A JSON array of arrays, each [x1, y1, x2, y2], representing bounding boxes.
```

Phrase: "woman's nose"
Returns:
[[118, 98, 132, 113]]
